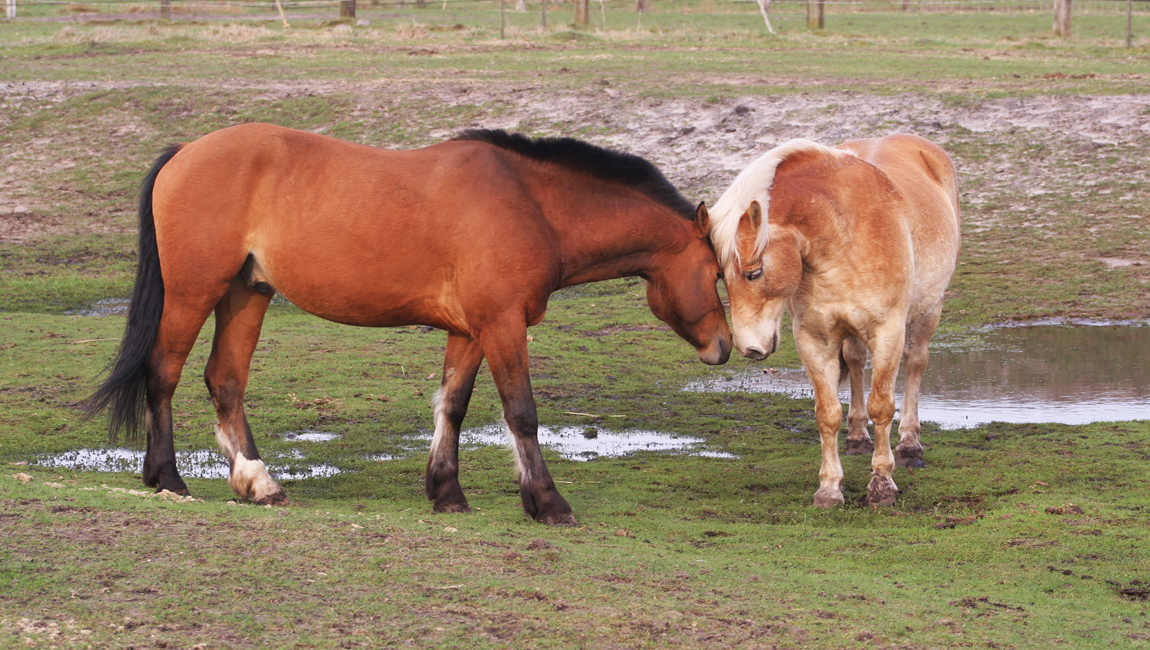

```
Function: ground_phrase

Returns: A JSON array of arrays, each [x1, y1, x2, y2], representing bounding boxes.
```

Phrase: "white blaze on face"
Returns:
[[729, 293, 786, 359]]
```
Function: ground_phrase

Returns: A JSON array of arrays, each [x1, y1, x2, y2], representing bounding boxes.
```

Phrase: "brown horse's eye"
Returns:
[[745, 268, 763, 281], [716, 271, 724, 280]]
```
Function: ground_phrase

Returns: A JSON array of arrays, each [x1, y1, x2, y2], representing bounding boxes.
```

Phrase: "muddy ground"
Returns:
[[2, 78, 1148, 316]]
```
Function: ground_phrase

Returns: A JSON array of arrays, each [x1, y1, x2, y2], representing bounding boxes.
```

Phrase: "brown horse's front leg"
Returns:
[[426, 333, 485, 513], [479, 320, 576, 526], [798, 331, 847, 508]]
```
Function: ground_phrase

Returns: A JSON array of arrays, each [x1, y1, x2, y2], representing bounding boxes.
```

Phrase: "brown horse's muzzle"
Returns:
[[697, 334, 732, 365]]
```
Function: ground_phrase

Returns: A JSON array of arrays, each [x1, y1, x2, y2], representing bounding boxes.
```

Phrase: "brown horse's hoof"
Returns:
[[895, 446, 926, 469], [433, 501, 473, 514], [254, 490, 289, 506], [865, 475, 898, 507], [813, 488, 845, 508], [154, 485, 191, 497], [844, 437, 874, 456], [536, 512, 578, 526]]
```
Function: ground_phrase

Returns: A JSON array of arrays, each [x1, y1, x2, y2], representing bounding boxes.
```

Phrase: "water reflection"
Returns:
[[34, 448, 341, 480], [686, 322, 1150, 428], [456, 423, 736, 461]]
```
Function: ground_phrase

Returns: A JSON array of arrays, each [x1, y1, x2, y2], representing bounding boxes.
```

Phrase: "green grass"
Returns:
[[1, 11, 1149, 649]]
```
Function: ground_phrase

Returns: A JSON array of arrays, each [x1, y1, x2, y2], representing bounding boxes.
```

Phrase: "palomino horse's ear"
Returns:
[[695, 201, 710, 235], [747, 200, 763, 230]]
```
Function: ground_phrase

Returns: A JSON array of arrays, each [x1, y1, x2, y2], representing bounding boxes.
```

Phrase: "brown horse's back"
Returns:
[[152, 123, 556, 332]]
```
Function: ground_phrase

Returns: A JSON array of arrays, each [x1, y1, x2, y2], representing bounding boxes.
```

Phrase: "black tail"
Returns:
[[84, 145, 182, 441]]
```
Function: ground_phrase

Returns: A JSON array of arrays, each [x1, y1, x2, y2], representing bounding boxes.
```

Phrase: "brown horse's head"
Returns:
[[644, 204, 732, 365], [709, 200, 804, 361]]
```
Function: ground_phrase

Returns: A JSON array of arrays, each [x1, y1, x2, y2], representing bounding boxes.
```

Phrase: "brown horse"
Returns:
[[87, 123, 731, 525], [704, 134, 959, 508]]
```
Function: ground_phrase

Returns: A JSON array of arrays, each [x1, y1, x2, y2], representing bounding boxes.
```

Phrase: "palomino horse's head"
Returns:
[[704, 200, 804, 361], [643, 204, 732, 366]]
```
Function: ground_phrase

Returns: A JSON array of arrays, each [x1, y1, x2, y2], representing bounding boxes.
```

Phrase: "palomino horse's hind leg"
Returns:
[[203, 276, 284, 505], [426, 332, 485, 513], [841, 336, 873, 456], [478, 317, 576, 526], [143, 298, 222, 495], [797, 330, 847, 508], [895, 303, 942, 470], [863, 324, 907, 507]]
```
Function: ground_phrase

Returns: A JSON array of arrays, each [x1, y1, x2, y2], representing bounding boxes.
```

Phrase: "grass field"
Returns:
[[2, 8, 1149, 649]]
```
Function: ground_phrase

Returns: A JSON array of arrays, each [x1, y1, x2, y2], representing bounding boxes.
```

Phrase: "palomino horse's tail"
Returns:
[[84, 145, 182, 441]]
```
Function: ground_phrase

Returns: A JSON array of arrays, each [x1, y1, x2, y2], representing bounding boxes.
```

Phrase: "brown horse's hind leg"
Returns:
[[204, 277, 285, 505], [426, 332, 485, 513], [143, 299, 221, 495], [841, 336, 873, 456], [478, 318, 575, 526], [895, 303, 942, 470]]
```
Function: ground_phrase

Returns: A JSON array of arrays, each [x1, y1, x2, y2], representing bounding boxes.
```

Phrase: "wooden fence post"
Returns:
[[541, 0, 547, 27], [160, 0, 170, 19], [1053, 0, 1071, 36], [574, 0, 589, 25], [1127, 0, 1133, 47], [807, 0, 823, 29], [500, 0, 505, 38], [6, 0, 16, 19], [340, 0, 355, 17]]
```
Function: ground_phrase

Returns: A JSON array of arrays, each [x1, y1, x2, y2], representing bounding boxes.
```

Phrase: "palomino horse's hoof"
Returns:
[[895, 447, 926, 469], [843, 438, 874, 455], [865, 475, 898, 507], [813, 489, 845, 508], [537, 512, 578, 527]]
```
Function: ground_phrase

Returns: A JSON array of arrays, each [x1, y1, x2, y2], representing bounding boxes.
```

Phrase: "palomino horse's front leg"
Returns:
[[204, 278, 286, 505], [841, 336, 873, 456], [478, 318, 576, 526], [426, 332, 485, 513], [798, 330, 848, 508], [894, 303, 942, 469], [864, 325, 907, 507]]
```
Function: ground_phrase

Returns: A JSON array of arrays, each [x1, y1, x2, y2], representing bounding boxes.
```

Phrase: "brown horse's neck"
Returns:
[[548, 191, 694, 289]]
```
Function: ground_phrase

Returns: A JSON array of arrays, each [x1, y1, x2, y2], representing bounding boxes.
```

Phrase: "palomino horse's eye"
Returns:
[[716, 271, 724, 280], [745, 268, 763, 281]]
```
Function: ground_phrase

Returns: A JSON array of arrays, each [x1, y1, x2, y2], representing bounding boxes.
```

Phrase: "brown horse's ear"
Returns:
[[695, 201, 710, 235], [747, 201, 763, 230]]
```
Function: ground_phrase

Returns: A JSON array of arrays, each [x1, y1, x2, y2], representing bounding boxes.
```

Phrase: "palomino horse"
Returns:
[[87, 123, 731, 525], [704, 134, 960, 508]]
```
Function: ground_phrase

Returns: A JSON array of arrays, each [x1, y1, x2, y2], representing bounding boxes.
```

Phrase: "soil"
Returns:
[[2, 78, 1148, 312]]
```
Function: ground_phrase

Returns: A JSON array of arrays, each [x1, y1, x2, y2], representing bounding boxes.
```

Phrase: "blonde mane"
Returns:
[[708, 139, 854, 270]]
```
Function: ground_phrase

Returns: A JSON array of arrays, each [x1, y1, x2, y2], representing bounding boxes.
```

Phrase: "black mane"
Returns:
[[453, 129, 695, 220]]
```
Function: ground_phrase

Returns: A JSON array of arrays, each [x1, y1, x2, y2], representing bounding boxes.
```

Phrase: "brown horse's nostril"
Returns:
[[770, 332, 779, 355]]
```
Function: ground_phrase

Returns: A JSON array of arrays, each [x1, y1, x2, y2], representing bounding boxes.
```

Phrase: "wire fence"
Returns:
[[4, 0, 1148, 23]]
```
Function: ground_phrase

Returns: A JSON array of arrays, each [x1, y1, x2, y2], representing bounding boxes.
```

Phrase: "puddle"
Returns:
[[453, 423, 735, 461], [280, 430, 341, 442], [34, 448, 340, 480], [686, 322, 1150, 429], [65, 298, 129, 317]]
